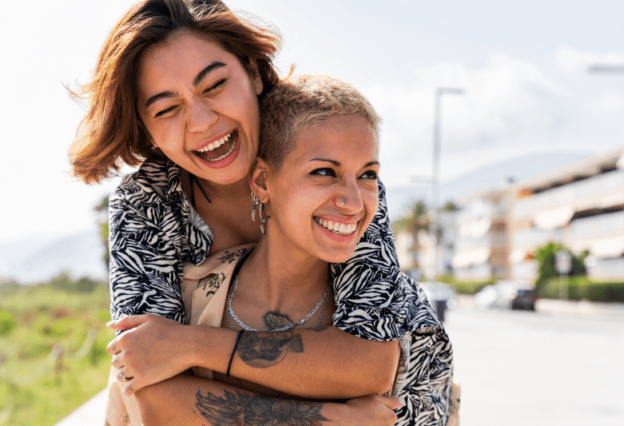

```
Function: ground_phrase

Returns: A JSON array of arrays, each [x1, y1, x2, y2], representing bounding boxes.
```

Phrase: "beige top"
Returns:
[[105, 245, 254, 426]]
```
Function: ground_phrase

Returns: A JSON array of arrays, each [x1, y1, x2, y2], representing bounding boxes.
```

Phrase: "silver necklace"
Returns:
[[226, 278, 331, 332], [225, 277, 331, 397]]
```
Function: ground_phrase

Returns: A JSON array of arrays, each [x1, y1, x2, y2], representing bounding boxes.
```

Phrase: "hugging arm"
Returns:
[[108, 179, 404, 399], [135, 373, 400, 426]]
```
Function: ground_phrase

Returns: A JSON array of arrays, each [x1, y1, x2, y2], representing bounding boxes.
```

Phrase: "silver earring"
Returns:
[[251, 192, 260, 222], [250, 191, 271, 235]]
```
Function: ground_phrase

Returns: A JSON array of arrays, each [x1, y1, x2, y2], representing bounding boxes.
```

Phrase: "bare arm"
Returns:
[[109, 316, 400, 399], [135, 373, 400, 426]]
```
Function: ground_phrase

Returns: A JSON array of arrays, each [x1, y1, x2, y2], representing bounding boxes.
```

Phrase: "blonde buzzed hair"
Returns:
[[258, 74, 381, 169]]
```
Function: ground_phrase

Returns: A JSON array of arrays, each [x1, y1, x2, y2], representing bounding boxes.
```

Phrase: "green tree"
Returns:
[[392, 201, 430, 268], [533, 241, 587, 289]]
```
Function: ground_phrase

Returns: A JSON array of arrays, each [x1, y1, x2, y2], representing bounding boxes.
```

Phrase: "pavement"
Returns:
[[56, 297, 624, 426], [55, 389, 107, 426], [445, 297, 624, 426]]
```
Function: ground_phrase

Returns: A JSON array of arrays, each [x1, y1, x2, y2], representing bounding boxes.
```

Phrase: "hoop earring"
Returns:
[[251, 191, 271, 235]]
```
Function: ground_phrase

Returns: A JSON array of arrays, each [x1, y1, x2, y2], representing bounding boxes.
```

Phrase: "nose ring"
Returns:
[[202, 127, 210, 133], [336, 198, 346, 207]]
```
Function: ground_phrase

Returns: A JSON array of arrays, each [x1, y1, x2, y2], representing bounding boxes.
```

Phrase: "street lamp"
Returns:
[[432, 87, 464, 278]]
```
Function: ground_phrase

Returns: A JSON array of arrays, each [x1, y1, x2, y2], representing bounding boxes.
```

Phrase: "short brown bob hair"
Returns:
[[259, 74, 381, 170], [69, 0, 281, 184]]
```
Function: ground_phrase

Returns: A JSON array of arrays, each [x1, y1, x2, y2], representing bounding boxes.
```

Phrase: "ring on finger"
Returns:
[[119, 368, 130, 382]]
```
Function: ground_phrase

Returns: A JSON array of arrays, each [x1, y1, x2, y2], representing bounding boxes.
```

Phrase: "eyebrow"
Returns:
[[144, 61, 227, 109], [310, 158, 380, 168]]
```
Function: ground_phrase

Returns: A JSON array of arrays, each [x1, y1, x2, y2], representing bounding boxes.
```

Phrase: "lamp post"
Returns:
[[432, 87, 464, 278]]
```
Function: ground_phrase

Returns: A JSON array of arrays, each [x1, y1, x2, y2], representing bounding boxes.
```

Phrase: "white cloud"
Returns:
[[364, 46, 624, 186]]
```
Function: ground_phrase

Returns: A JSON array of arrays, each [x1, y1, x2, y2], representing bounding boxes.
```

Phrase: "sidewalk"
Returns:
[[56, 389, 107, 426], [536, 297, 624, 319]]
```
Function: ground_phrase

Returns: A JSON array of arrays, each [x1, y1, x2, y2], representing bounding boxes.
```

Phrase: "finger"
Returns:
[[107, 339, 121, 355], [122, 378, 137, 397], [377, 395, 403, 410], [107, 315, 148, 331], [111, 353, 123, 368], [116, 367, 133, 383]]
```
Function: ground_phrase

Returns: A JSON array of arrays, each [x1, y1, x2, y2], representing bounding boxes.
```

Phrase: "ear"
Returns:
[[249, 158, 270, 203], [247, 58, 264, 96]]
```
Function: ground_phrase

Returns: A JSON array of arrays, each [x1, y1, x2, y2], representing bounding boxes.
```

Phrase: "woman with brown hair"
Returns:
[[69, 1, 453, 425]]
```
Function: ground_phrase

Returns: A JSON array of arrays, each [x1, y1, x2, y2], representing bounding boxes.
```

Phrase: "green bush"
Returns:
[[0, 310, 17, 335], [540, 276, 624, 302], [533, 242, 587, 289], [436, 274, 496, 295]]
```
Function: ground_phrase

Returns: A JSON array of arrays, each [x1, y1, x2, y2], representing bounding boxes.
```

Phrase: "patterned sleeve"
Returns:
[[331, 179, 440, 340], [394, 284, 454, 426], [108, 185, 186, 327]]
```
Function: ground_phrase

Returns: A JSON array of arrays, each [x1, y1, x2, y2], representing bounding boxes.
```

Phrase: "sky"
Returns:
[[1, 0, 623, 244]]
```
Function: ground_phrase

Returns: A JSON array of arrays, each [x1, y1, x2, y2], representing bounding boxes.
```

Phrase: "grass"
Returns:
[[0, 277, 114, 426]]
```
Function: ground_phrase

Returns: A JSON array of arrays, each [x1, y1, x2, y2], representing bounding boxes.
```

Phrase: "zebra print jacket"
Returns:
[[108, 160, 453, 425]]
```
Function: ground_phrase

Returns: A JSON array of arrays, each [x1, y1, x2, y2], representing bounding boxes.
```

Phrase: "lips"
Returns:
[[314, 217, 358, 236]]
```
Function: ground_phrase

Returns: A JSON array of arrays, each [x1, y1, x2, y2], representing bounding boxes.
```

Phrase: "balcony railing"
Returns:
[[513, 169, 624, 216]]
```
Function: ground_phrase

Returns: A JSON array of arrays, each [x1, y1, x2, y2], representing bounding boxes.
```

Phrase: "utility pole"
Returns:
[[433, 88, 464, 278]]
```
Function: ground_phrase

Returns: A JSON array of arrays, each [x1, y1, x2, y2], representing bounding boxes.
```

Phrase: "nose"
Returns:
[[334, 178, 363, 214], [186, 99, 219, 133]]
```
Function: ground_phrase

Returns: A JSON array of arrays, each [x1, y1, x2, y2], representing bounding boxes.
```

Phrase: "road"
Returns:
[[444, 300, 624, 426]]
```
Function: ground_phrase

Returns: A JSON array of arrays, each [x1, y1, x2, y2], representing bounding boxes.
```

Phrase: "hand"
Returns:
[[106, 314, 194, 396], [338, 394, 401, 425]]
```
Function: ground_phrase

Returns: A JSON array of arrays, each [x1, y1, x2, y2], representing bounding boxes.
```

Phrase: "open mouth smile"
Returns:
[[192, 129, 240, 169], [314, 217, 358, 236]]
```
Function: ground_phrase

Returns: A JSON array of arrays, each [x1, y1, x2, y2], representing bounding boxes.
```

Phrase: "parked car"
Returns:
[[474, 281, 538, 311], [418, 281, 457, 322], [511, 288, 539, 311]]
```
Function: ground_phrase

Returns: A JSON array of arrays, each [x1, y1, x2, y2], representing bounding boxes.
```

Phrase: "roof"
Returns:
[[515, 147, 624, 192]]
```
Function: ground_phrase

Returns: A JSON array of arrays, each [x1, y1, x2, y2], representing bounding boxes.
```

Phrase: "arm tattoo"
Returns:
[[237, 312, 304, 368], [195, 389, 329, 425]]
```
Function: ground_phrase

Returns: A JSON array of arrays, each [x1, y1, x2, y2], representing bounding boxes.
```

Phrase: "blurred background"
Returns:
[[1, 0, 623, 425]]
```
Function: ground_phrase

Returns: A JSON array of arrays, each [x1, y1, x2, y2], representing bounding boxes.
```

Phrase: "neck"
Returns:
[[240, 232, 329, 310], [196, 173, 251, 201]]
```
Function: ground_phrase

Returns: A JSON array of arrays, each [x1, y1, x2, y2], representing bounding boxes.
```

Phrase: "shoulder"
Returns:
[[110, 159, 182, 208]]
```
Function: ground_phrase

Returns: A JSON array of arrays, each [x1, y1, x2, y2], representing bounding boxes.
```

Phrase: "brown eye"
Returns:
[[360, 171, 378, 180], [311, 168, 336, 177]]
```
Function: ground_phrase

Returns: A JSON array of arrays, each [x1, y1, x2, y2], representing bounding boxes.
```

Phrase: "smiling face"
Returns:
[[136, 31, 263, 185], [257, 115, 380, 264]]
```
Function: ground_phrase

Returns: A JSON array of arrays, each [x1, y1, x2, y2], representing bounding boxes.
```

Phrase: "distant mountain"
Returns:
[[0, 228, 107, 285], [386, 150, 592, 220]]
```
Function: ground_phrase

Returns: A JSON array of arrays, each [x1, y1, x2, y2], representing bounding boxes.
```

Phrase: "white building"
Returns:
[[510, 148, 624, 280], [394, 209, 459, 279], [452, 189, 510, 280]]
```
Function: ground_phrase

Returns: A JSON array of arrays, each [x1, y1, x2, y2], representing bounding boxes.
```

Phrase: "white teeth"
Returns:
[[196, 130, 234, 153], [197, 139, 237, 162], [314, 218, 357, 236]]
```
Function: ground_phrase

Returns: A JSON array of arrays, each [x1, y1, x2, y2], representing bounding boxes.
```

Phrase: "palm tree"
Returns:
[[392, 201, 430, 268]]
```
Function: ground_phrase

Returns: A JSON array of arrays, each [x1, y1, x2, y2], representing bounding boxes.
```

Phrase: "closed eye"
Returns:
[[154, 105, 179, 118], [204, 78, 226, 94], [310, 168, 336, 177]]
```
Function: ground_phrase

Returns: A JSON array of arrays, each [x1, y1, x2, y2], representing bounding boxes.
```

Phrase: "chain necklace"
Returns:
[[225, 276, 331, 397], [226, 278, 331, 332]]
